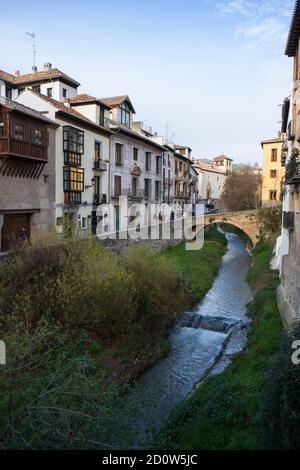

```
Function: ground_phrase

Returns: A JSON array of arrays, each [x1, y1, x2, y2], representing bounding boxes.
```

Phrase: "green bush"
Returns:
[[0, 238, 137, 338], [0, 320, 135, 449], [122, 244, 188, 330]]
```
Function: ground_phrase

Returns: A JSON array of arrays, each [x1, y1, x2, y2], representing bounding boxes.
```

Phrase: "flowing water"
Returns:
[[119, 231, 252, 447]]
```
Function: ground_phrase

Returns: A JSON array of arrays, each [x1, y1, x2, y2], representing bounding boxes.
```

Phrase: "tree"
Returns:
[[221, 170, 261, 212]]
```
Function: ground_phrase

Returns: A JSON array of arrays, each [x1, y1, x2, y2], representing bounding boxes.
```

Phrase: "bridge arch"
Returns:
[[192, 209, 264, 246]]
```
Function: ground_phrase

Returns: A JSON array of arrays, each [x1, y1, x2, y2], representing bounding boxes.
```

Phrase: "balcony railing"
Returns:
[[93, 193, 107, 204], [121, 188, 145, 199], [94, 160, 107, 171], [286, 158, 300, 184], [174, 191, 187, 198], [287, 120, 296, 141], [0, 137, 47, 161]]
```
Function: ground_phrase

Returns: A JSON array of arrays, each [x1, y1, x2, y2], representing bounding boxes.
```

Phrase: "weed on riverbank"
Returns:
[[164, 227, 227, 303]]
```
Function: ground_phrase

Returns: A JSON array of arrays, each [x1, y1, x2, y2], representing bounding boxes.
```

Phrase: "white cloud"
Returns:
[[214, 0, 295, 51], [235, 17, 287, 48], [216, 0, 252, 16]]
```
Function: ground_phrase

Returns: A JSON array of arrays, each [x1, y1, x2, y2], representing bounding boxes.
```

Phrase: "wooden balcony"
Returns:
[[0, 137, 47, 162]]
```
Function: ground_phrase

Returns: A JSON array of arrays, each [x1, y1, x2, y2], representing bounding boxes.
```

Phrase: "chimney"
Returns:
[[44, 63, 52, 71], [15, 70, 20, 76], [32, 66, 38, 73]]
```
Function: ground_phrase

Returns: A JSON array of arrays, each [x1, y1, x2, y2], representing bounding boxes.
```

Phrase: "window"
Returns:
[[115, 143, 123, 165], [5, 87, 12, 99], [99, 107, 105, 127], [63, 166, 84, 192], [93, 175, 100, 203], [270, 170, 277, 178], [95, 141, 102, 161], [62, 88, 67, 98], [144, 179, 151, 198], [133, 147, 138, 161], [114, 175, 121, 196], [63, 126, 84, 160], [117, 101, 131, 127], [132, 177, 138, 196], [146, 152, 152, 171], [47, 88, 52, 97], [82, 217, 87, 229], [156, 156, 162, 175], [271, 148, 277, 162], [270, 190, 277, 201], [0, 121, 5, 137], [155, 181, 161, 200], [32, 85, 41, 94], [14, 123, 24, 140], [179, 161, 183, 171], [34, 129, 43, 145]]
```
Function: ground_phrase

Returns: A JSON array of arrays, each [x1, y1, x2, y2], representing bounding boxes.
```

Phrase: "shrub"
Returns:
[[0, 319, 135, 449], [0, 238, 137, 338], [121, 244, 188, 331]]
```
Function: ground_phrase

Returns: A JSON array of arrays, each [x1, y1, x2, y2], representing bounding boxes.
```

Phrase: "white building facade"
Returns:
[[17, 89, 112, 237]]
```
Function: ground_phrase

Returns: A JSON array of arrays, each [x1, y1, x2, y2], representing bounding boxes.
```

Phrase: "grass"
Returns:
[[164, 227, 227, 304], [156, 241, 283, 450]]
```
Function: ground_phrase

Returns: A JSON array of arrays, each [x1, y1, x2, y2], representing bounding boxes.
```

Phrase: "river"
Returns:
[[116, 230, 253, 448]]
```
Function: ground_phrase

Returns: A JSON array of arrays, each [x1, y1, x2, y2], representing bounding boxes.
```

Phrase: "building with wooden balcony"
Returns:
[[0, 96, 57, 252]]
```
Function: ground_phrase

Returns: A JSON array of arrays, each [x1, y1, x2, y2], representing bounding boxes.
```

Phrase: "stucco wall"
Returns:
[[0, 126, 56, 246]]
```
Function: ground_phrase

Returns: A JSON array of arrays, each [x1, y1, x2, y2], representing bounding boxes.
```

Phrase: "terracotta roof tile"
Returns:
[[101, 95, 135, 113], [0, 70, 15, 83], [67, 93, 111, 109], [14, 68, 80, 87], [193, 161, 225, 174]]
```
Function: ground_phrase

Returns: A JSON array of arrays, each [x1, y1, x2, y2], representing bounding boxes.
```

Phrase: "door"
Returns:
[[63, 213, 75, 238], [1, 213, 30, 252]]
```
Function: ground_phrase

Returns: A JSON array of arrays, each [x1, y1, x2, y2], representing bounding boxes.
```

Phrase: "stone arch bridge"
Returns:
[[193, 207, 279, 246]]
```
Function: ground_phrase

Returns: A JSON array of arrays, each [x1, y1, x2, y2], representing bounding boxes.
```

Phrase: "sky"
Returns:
[[0, 0, 296, 164]]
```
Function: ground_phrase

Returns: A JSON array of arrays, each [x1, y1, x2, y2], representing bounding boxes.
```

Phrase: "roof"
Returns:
[[213, 154, 233, 161], [112, 125, 165, 151], [101, 95, 136, 113], [67, 93, 111, 110], [0, 96, 57, 126], [260, 138, 283, 147], [285, 0, 300, 56], [193, 161, 225, 175], [173, 151, 191, 162], [23, 90, 111, 135], [174, 144, 192, 151], [0, 70, 15, 84], [13, 68, 80, 87]]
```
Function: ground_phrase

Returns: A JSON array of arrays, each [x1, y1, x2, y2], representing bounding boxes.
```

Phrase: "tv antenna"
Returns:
[[26, 32, 36, 68]]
